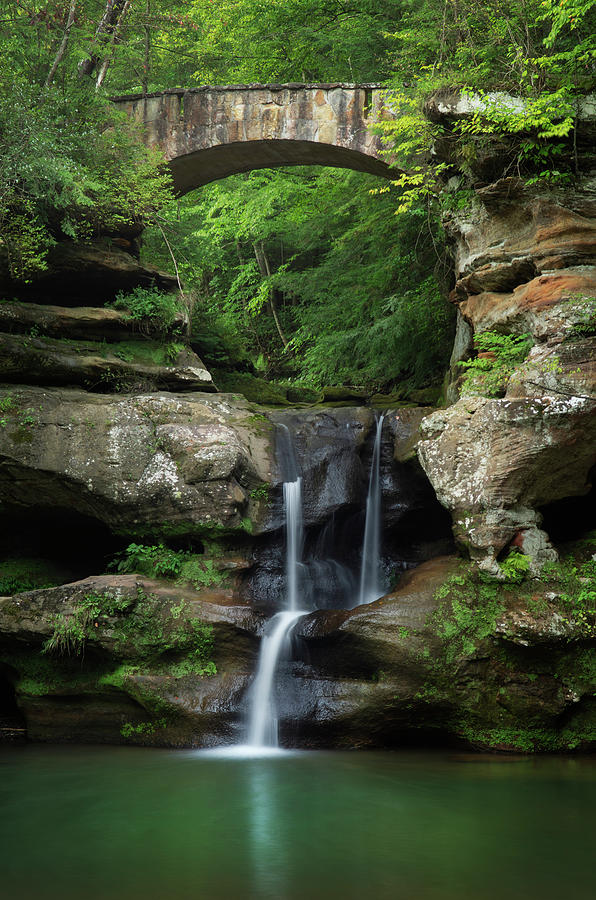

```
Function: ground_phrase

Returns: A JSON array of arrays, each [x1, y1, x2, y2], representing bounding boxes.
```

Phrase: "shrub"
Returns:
[[110, 287, 180, 332], [111, 543, 183, 578]]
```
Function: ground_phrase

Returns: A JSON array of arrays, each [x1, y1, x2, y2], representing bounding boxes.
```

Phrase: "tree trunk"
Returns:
[[45, 0, 77, 87], [95, 0, 133, 89], [253, 241, 291, 352], [142, 0, 151, 95], [79, 0, 129, 80]]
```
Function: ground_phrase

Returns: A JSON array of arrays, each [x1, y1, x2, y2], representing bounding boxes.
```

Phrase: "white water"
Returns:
[[246, 609, 306, 747], [357, 414, 385, 606], [283, 478, 302, 612], [244, 429, 306, 750]]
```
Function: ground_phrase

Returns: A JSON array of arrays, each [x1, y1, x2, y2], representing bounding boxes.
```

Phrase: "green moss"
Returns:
[[39, 587, 216, 679], [0, 557, 67, 595], [457, 720, 596, 752], [120, 718, 168, 739], [0, 652, 101, 697], [177, 557, 225, 589], [429, 566, 504, 663], [213, 370, 290, 406], [115, 520, 245, 542]]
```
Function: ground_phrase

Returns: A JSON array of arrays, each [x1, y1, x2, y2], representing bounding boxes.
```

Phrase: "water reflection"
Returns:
[[247, 761, 288, 899], [0, 747, 594, 900]]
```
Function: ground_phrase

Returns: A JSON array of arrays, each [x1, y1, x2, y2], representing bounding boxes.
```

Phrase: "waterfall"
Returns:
[[245, 426, 306, 750], [247, 609, 305, 747], [283, 478, 302, 612], [357, 414, 385, 606]]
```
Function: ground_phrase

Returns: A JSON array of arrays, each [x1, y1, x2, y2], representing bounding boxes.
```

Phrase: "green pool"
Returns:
[[0, 746, 593, 899]]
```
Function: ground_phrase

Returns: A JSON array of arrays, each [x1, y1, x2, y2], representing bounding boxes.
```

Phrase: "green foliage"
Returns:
[[538, 556, 596, 636], [110, 287, 181, 332], [460, 331, 533, 397], [0, 79, 173, 282], [178, 558, 225, 590], [250, 484, 270, 502], [112, 543, 184, 578], [499, 550, 531, 584], [145, 168, 455, 392], [42, 613, 88, 657], [0, 558, 66, 595], [42, 590, 134, 657], [0, 394, 41, 431], [110, 543, 228, 589], [567, 296, 596, 339], [41, 587, 217, 681]]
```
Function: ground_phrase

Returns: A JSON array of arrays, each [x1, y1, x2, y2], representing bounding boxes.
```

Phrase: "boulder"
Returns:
[[0, 574, 263, 746], [417, 393, 595, 571], [0, 387, 275, 538]]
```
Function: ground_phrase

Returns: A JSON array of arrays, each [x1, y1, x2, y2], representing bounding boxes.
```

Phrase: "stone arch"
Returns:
[[169, 139, 391, 193], [113, 84, 393, 193]]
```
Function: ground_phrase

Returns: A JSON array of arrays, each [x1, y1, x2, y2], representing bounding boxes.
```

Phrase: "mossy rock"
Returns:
[[321, 386, 368, 403], [408, 385, 443, 405], [213, 370, 290, 406], [285, 384, 322, 404]]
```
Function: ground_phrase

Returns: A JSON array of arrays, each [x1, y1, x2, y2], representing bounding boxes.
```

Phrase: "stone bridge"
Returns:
[[113, 83, 393, 193]]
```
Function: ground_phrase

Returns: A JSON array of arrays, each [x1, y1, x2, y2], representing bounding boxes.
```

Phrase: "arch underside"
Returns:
[[168, 140, 391, 193]]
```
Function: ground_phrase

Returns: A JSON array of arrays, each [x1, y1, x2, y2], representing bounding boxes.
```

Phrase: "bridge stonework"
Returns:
[[113, 84, 392, 193]]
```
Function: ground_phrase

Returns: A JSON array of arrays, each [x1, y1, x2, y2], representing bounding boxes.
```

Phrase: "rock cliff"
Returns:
[[0, 106, 594, 751]]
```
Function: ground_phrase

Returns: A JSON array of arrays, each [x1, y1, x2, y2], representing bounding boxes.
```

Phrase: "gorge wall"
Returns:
[[0, 96, 594, 753]]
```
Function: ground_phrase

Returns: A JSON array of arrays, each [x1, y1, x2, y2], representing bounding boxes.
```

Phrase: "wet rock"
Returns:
[[288, 557, 596, 750], [269, 407, 375, 528], [0, 573, 262, 746]]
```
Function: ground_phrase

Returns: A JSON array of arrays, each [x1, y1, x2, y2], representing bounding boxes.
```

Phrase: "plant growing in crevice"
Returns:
[[460, 331, 533, 397], [110, 287, 182, 335], [499, 549, 531, 584]]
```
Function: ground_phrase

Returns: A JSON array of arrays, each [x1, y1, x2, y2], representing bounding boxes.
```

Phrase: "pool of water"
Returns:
[[0, 745, 593, 900]]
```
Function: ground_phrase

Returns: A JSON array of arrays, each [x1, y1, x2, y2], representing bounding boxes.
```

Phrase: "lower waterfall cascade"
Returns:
[[242, 415, 389, 751]]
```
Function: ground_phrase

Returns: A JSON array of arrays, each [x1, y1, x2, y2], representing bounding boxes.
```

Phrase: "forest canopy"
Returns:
[[0, 0, 594, 391]]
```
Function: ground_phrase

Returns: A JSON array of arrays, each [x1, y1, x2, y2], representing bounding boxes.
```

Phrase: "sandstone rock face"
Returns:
[[418, 394, 595, 572], [2, 558, 592, 751], [0, 299, 188, 343], [418, 174, 596, 573], [0, 387, 274, 538], [0, 333, 214, 393]]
